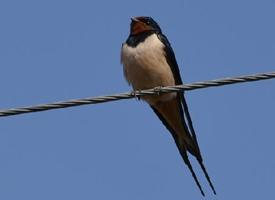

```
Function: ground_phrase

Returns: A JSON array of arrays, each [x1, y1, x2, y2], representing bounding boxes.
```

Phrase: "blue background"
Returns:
[[1, 0, 275, 199]]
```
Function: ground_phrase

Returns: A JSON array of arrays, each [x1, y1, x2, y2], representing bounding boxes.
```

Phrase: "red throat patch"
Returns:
[[131, 21, 153, 35]]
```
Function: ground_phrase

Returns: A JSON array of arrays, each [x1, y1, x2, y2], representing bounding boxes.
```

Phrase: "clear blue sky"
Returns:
[[1, 0, 275, 199]]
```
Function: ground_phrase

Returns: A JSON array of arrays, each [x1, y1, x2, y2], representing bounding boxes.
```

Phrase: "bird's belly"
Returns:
[[125, 57, 175, 90], [121, 39, 176, 105]]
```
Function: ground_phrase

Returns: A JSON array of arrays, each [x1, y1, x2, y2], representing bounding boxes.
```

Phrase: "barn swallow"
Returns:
[[121, 16, 216, 196]]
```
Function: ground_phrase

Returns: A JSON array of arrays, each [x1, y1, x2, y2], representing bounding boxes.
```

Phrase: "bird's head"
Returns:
[[130, 16, 162, 36]]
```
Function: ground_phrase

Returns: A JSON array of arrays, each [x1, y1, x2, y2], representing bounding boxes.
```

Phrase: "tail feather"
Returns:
[[174, 138, 205, 196], [180, 94, 216, 195], [180, 94, 201, 154], [197, 158, 216, 195], [150, 95, 216, 195], [151, 105, 205, 195]]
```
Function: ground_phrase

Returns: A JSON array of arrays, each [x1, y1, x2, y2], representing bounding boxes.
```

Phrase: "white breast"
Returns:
[[121, 34, 176, 105]]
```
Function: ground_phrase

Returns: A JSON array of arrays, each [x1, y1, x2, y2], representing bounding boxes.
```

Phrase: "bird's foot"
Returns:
[[131, 90, 141, 100], [154, 86, 163, 96]]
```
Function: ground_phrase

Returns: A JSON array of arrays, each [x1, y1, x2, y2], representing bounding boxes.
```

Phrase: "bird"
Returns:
[[121, 16, 216, 196]]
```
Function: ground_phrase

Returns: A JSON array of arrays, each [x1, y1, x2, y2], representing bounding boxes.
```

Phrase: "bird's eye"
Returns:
[[146, 21, 150, 25]]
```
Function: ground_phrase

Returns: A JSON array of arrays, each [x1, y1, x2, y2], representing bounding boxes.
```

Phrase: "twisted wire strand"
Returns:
[[0, 71, 275, 117]]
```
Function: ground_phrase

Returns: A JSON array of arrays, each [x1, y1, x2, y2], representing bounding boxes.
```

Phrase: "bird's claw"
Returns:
[[154, 86, 163, 96], [131, 90, 141, 100]]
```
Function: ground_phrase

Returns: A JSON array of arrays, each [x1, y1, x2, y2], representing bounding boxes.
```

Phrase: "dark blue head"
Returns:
[[130, 16, 162, 36]]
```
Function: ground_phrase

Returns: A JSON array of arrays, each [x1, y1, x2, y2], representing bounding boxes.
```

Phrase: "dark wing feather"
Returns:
[[157, 34, 183, 85], [157, 33, 216, 195], [157, 33, 200, 151]]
